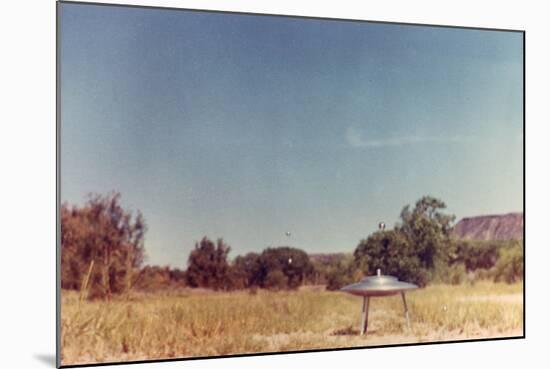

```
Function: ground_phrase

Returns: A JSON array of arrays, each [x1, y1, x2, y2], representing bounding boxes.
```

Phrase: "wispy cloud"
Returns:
[[345, 126, 470, 148]]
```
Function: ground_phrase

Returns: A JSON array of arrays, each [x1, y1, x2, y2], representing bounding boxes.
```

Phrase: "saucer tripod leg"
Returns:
[[360, 296, 370, 335], [401, 292, 411, 330]]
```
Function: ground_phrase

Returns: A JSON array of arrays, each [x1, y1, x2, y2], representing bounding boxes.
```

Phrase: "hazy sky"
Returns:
[[60, 3, 523, 268]]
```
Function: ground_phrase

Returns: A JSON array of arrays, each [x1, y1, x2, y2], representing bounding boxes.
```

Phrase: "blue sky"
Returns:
[[60, 3, 523, 268]]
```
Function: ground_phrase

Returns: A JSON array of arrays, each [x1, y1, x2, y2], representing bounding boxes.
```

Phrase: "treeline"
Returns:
[[185, 239, 313, 291], [60, 193, 316, 299], [60, 193, 523, 300]]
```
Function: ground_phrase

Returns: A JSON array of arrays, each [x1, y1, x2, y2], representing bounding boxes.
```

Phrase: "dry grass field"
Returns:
[[60, 282, 523, 366]]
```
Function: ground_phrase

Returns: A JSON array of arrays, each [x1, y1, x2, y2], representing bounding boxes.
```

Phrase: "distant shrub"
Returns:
[[258, 247, 314, 290], [133, 266, 186, 292], [305, 253, 351, 287], [474, 268, 492, 281], [263, 270, 288, 291], [324, 254, 360, 291], [169, 268, 187, 285], [433, 263, 468, 285], [453, 240, 499, 271], [326, 271, 354, 291], [232, 252, 262, 288], [492, 243, 524, 283]]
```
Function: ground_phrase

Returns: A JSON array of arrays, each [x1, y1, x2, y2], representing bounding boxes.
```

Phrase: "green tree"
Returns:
[[398, 196, 455, 270], [185, 237, 232, 290], [352, 196, 456, 287], [353, 229, 429, 287], [258, 247, 314, 289], [61, 192, 146, 299], [232, 252, 262, 288]]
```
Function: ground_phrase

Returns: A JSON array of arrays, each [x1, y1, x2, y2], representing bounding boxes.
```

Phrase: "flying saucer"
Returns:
[[341, 269, 418, 297], [341, 269, 418, 335]]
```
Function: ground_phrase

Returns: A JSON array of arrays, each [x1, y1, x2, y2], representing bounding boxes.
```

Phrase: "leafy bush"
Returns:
[[326, 271, 355, 291], [134, 266, 168, 291], [492, 243, 524, 283], [263, 270, 288, 290], [453, 241, 499, 271], [324, 254, 360, 291], [432, 262, 468, 285], [354, 230, 429, 287], [232, 252, 262, 288], [133, 266, 186, 292]]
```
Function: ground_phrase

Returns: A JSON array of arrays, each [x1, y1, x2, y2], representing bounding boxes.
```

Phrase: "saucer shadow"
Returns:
[[331, 326, 379, 336], [331, 326, 360, 336]]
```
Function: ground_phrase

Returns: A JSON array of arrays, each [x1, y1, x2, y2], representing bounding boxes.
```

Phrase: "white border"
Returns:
[[2, 1, 548, 368]]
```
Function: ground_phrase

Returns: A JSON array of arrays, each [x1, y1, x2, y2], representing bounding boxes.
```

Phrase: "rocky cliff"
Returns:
[[452, 212, 523, 241]]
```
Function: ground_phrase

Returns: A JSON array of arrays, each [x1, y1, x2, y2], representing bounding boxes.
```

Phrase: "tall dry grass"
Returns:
[[60, 282, 523, 365]]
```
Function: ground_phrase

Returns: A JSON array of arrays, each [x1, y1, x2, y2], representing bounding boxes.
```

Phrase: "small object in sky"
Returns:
[[285, 231, 291, 237]]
